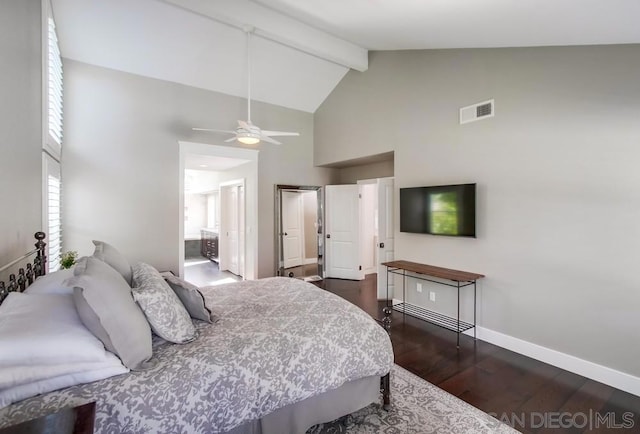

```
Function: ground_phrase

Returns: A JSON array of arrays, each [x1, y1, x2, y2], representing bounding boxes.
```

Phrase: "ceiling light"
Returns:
[[199, 164, 208, 168], [237, 131, 260, 145]]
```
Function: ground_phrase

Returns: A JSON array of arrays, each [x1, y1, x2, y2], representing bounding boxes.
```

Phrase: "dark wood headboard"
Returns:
[[0, 232, 47, 303]]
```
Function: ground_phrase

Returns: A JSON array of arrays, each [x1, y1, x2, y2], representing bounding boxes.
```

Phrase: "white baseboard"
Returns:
[[384, 300, 640, 396], [465, 326, 640, 397], [303, 257, 317, 265]]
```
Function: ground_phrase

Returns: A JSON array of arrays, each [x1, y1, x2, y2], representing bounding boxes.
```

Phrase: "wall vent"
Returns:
[[460, 99, 495, 124]]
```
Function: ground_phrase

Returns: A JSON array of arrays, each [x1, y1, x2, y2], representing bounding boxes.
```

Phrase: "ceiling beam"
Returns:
[[161, 0, 368, 72]]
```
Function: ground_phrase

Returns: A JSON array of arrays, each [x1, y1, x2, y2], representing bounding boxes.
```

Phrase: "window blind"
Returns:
[[47, 173, 62, 271], [43, 154, 62, 272], [47, 17, 63, 148]]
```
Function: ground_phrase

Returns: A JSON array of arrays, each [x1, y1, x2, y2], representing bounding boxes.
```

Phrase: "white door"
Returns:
[[377, 178, 395, 299], [359, 183, 377, 275], [282, 191, 304, 269], [228, 186, 239, 275], [325, 185, 364, 280], [238, 185, 245, 278], [220, 182, 243, 277]]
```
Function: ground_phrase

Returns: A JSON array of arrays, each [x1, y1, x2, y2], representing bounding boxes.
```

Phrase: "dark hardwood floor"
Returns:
[[314, 274, 640, 433]]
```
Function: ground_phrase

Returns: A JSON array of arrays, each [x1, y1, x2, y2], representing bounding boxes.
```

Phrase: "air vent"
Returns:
[[460, 99, 495, 124]]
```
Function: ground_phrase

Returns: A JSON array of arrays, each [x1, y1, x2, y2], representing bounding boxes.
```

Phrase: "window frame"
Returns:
[[42, 0, 63, 272]]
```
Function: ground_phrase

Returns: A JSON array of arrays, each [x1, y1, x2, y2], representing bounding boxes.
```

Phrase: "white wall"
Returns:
[[185, 169, 220, 194], [206, 192, 219, 230], [0, 0, 43, 273], [184, 193, 207, 238], [315, 45, 640, 380], [62, 59, 337, 276]]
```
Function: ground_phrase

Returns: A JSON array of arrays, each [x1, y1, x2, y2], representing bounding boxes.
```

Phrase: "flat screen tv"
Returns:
[[400, 183, 476, 237]]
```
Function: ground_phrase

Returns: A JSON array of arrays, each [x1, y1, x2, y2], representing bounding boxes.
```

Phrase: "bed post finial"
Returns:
[[35, 231, 46, 243], [34, 232, 47, 277]]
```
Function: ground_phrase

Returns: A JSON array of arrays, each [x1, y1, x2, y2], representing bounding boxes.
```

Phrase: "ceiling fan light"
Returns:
[[237, 132, 260, 145]]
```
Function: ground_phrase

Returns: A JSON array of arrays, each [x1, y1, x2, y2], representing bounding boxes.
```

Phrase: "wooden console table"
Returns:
[[382, 260, 485, 348]]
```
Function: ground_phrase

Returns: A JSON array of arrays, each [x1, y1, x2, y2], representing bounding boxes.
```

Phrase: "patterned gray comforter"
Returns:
[[0, 277, 394, 433]]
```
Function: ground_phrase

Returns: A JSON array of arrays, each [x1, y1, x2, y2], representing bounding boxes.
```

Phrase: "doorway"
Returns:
[[274, 185, 323, 281], [324, 177, 394, 299], [178, 141, 259, 283]]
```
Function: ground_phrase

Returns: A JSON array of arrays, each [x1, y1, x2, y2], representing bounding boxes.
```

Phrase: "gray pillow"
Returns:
[[132, 263, 197, 344], [161, 272, 215, 323], [92, 240, 133, 286], [66, 256, 153, 370]]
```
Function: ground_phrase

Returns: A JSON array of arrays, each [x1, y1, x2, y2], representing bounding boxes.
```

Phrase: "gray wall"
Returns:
[[315, 45, 640, 377], [337, 159, 394, 184], [0, 0, 43, 273], [62, 60, 336, 277]]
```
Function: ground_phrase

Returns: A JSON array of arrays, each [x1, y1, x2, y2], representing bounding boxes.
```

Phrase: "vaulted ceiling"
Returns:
[[52, 0, 640, 113]]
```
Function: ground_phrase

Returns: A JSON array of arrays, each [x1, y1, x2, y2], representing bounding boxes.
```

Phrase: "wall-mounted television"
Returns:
[[400, 183, 476, 237]]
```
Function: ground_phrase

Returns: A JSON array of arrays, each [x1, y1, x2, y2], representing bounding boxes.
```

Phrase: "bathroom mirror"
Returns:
[[274, 185, 323, 281]]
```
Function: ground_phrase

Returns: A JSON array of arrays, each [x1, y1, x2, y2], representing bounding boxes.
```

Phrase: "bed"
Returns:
[[0, 233, 393, 433]]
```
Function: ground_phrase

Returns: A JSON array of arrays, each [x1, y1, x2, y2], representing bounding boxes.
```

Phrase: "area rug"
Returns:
[[308, 364, 519, 434]]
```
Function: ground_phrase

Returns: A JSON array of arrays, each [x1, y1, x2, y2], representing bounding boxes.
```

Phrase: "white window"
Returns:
[[45, 12, 63, 156], [43, 2, 63, 272]]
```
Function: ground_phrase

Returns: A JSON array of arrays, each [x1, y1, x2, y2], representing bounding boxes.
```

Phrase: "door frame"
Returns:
[[274, 185, 323, 278], [178, 141, 258, 280]]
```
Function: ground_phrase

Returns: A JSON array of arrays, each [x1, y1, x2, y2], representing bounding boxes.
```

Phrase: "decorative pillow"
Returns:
[[66, 256, 153, 370], [92, 240, 133, 286], [132, 263, 197, 344], [161, 272, 215, 323], [24, 268, 74, 295]]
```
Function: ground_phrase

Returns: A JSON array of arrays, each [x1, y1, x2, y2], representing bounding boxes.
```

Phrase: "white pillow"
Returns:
[[0, 293, 110, 366], [0, 352, 126, 389], [24, 268, 74, 295], [0, 364, 128, 408]]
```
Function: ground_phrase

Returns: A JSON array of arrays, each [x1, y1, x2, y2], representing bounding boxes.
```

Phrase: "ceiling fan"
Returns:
[[193, 28, 300, 146]]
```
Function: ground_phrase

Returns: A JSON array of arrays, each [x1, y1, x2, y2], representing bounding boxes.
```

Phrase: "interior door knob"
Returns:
[[284, 232, 288, 236], [326, 234, 331, 239], [379, 242, 385, 248]]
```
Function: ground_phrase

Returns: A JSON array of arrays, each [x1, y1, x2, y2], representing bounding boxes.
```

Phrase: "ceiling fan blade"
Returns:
[[261, 130, 300, 137], [192, 128, 236, 134], [259, 135, 282, 145], [224, 136, 238, 143]]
